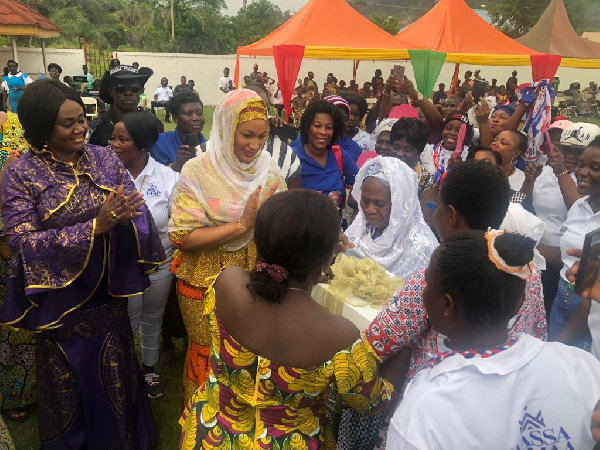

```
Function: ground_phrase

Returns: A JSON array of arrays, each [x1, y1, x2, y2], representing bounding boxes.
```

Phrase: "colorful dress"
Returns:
[[0, 416, 14, 449], [169, 90, 286, 405], [0, 144, 165, 449], [179, 280, 394, 449], [1, 72, 32, 113], [0, 113, 35, 413]]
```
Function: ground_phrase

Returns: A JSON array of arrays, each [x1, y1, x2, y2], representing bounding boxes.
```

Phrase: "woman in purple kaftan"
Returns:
[[0, 79, 165, 449]]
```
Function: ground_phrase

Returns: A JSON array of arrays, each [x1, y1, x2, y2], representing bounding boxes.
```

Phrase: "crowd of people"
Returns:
[[1, 57, 600, 450]]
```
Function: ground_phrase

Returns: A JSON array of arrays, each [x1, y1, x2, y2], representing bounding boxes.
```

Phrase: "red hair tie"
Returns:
[[255, 263, 289, 282]]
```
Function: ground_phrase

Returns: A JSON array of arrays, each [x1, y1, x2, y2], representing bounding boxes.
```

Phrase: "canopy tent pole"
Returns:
[[41, 39, 48, 75], [11, 37, 18, 62], [450, 63, 460, 94]]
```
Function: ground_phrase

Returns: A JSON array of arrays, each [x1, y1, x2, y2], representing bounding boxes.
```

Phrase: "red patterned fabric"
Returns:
[[364, 268, 548, 391]]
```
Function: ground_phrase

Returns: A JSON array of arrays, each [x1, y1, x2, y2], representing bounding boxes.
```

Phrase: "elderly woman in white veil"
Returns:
[[168, 89, 285, 404], [345, 156, 437, 279]]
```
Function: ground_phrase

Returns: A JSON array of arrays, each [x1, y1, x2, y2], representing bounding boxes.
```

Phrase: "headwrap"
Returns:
[[168, 89, 285, 251], [492, 104, 516, 117], [238, 100, 268, 124], [374, 118, 398, 139], [324, 95, 351, 115], [517, 80, 556, 163], [346, 156, 438, 278]]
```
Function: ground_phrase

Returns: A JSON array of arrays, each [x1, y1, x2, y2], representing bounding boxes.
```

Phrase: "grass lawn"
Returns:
[[5, 110, 217, 450]]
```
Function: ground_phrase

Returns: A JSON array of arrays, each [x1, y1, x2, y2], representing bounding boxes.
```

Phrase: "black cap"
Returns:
[[100, 65, 153, 104]]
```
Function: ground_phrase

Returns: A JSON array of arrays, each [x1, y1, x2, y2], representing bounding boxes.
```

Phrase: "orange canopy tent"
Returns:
[[395, 0, 538, 66], [517, 0, 600, 60], [394, 0, 600, 68], [236, 0, 410, 62], [235, 0, 413, 118]]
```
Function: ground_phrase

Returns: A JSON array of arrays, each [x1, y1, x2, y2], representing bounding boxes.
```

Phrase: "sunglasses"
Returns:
[[113, 85, 141, 94]]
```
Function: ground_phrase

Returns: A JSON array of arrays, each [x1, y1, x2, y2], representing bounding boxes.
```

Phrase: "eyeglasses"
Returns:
[[113, 85, 141, 94]]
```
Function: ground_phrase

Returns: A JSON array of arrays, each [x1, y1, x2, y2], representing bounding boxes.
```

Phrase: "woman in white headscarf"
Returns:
[[168, 89, 285, 404], [346, 155, 438, 279], [370, 118, 397, 154]]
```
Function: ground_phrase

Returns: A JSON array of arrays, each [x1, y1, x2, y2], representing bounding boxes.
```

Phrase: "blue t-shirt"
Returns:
[[290, 138, 358, 209], [292, 134, 363, 164], [338, 134, 363, 163], [151, 127, 206, 166]]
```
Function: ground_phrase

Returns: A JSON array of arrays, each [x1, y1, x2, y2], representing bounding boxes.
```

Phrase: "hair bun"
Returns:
[[494, 232, 535, 268]]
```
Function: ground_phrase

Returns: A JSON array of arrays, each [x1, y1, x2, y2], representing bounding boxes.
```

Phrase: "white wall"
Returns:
[[0, 47, 86, 79], [1, 46, 597, 106]]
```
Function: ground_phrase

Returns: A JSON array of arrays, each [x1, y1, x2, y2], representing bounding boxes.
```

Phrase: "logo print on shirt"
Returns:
[[516, 407, 574, 449], [145, 182, 161, 197]]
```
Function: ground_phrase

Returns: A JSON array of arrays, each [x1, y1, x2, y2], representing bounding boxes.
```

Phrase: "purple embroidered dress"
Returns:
[[0, 144, 165, 449]]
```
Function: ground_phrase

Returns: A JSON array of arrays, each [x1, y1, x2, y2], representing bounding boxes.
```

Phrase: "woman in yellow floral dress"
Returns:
[[0, 112, 35, 423], [179, 189, 395, 449], [169, 89, 285, 405]]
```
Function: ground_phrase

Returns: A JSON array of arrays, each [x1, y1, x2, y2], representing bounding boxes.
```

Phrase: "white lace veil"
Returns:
[[346, 156, 438, 278]]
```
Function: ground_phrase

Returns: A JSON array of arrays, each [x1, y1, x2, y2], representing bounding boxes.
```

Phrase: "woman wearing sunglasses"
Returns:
[[89, 65, 156, 147]]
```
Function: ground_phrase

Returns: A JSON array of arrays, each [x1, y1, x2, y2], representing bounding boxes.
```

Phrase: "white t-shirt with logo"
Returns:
[[387, 333, 600, 449], [132, 156, 179, 274]]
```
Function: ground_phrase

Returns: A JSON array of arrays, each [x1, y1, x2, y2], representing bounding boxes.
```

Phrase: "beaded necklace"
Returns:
[[430, 337, 518, 367]]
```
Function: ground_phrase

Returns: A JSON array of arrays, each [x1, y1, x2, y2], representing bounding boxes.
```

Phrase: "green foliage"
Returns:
[[369, 15, 400, 35], [487, 0, 587, 38], [17, 0, 290, 54]]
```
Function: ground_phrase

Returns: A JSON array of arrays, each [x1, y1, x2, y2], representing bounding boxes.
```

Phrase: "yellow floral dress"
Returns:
[[179, 280, 394, 450]]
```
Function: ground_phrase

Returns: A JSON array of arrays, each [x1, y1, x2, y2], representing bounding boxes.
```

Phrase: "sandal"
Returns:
[[6, 408, 28, 422]]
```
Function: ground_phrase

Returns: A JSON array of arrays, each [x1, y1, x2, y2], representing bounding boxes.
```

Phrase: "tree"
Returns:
[[171, 0, 175, 40], [369, 15, 400, 34], [487, 0, 586, 38], [232, 0, 287, 47]]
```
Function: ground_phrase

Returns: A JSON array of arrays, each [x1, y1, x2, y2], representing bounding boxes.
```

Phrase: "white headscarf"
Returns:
[[346, 156, 438, 278], [374, 118, 398, 139], [169, 89, 285, 251]]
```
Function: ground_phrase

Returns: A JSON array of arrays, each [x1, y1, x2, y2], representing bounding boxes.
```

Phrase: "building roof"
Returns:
[[0, 0, 60, 38]]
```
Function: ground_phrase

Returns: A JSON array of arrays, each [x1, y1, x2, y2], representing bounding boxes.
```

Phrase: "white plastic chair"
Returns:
[[81, 96, 99, 121]]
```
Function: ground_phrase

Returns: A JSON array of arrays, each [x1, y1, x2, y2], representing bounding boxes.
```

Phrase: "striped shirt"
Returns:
[[265, 135, 301, 185]]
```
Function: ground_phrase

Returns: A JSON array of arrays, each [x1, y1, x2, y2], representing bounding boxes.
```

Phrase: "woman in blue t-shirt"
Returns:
[[1, 60, 32, 113], [290, 100, 358, 212]]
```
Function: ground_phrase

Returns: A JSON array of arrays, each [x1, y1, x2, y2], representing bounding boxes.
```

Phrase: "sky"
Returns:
[[224, 0, 309, 15]]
